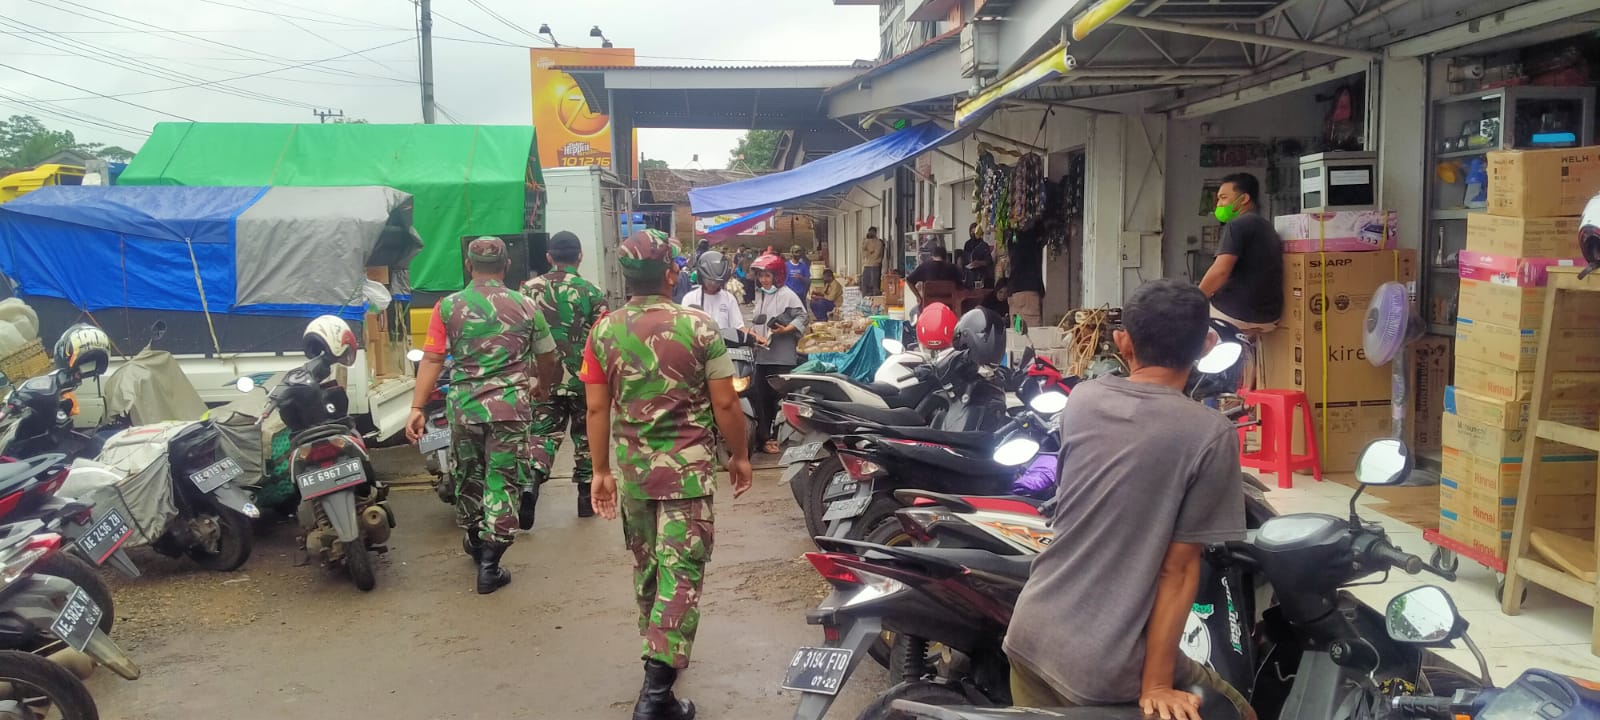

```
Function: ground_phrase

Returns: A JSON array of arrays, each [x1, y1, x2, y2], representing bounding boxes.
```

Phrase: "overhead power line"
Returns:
[[188, 0, 406, 30], [0, 61, 194, 120], [461, 0, 547, 43], [235, 0, 413, 80], [0, 84, 149, 138]]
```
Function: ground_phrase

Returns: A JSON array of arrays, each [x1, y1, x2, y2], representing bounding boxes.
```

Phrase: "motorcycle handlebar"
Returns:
[[1389, 695, 1456, 718], [1366, 537, 1424, 575]]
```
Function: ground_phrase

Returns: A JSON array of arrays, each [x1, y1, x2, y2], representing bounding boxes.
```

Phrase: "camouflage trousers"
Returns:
[[529, 392, 591, 485], [620, 495, 715, 669], [450, 420, 532, 544]]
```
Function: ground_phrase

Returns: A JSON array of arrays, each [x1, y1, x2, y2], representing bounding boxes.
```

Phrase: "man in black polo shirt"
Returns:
[[1200, 173, 1282, 334]]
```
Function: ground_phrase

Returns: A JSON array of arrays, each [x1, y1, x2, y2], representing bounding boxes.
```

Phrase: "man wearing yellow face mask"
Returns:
[[1199, 173, 1282, 335]]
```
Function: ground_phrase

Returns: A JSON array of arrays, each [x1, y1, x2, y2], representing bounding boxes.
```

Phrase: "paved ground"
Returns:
[[87, 447, 885, 719]]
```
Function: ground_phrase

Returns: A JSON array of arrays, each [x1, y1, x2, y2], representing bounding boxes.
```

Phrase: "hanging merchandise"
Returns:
[[1008, 153, 1046, 230], [974, 150, 1008, 234]]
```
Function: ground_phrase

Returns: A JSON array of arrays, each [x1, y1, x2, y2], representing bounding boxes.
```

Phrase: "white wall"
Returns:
[[1162, 78, 1352, 282], [1378, 57, 1427, 254]]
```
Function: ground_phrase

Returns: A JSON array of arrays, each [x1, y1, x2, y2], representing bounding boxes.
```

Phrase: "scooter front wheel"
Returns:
[[0, 648, 99, 720], [345, 541, 376, 591], [189, 508, 253, 572]]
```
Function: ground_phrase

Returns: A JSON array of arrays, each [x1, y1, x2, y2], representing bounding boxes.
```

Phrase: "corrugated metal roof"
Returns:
[[824, 28, 961, 95], [556, 63, 869, 73]]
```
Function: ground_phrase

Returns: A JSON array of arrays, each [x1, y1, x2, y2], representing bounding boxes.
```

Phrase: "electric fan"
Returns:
[[1364, 281, 1424, 439]]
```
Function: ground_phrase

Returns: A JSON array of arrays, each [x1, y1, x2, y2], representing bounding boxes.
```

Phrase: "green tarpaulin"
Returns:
[[119, 122, 542, 292]]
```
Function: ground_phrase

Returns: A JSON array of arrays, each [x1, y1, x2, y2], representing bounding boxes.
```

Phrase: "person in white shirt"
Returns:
[[682, 250, 746, 335]]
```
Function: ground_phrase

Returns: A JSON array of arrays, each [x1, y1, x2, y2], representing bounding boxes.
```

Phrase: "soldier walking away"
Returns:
[[578, 230, 753, 720], [407, 237, 559, 594], [521, 230, 610, 519]]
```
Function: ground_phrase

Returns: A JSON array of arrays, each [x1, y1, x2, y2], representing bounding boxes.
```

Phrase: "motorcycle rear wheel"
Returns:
[[345, 541, 376, 592], [188, 508, 253, 572], [0, 648, 98, 720], [855, 681, 971, 720], [33, 554, 114, 636], [802, 455, 843, 542]]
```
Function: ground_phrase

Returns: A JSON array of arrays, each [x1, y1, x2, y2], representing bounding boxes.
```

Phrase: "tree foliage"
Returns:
[[640, 157, 669, 170], [728, 129, 784, 170], [0, 115, 139, 167]]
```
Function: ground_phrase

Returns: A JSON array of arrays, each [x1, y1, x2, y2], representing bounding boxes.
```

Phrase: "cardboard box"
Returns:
[[1445, 385, 1600, 430], [1457, 250, 1583, 287], [1442, 414, 1593, 462], [1263, 250, 1417, 402], [1467, 521, 1512, 562], [1438, 475, 1468, 512], [1452, 357, 1534, 401], [1442, 445, 1598, 498], [1409, 336, 1452, 454], [1456, 279, 1543, 328], [1487, 146, 1600, 217], [1276, 210, 1399, 253], [1466, 214, 1584, 258], [1437, 507, 1465, 543], [1473, 492, 1597, 531], [1455, 318, 1600, 372]]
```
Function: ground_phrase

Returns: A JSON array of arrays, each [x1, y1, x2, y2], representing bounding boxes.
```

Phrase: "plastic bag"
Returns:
[[361, 279, 392, 315]]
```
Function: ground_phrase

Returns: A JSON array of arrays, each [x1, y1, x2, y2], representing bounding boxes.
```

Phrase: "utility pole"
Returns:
[[419, 0, 436, 124], [313, 108, 344, 124]]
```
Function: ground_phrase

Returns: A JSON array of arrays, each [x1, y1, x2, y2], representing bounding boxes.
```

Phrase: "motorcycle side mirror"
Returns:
[[1355, 438, 1411, 487], [1385, 586, 1467, 645], [993, 432, 1041, 467], [1028, 391, 1068, 415], [882, 337, 905, 354], [1195, 341, 1244, 375], [234, 377, 256, 393], [406, 348, 425, 363]]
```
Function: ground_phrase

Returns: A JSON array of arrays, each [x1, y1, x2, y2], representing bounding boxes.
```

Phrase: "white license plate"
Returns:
[[50, 587, 103, 652], [781, 647, 853, 695], [296, 457, 364, 499], [726, 347, 754, 362], [418, 426, 451, 454], [781, 441, 823, 466], [822, 495, 871, 521], [73, 508, 134, 566], [189, 457, 243, 494], [822, 473, 857, 501]]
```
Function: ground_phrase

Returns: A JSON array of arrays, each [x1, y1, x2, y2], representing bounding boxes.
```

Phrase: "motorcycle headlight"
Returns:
[[732, 374, 751, 393]]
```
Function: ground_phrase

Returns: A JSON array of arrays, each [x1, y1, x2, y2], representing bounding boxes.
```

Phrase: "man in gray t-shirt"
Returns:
[[1004, 279, 1250, 720]]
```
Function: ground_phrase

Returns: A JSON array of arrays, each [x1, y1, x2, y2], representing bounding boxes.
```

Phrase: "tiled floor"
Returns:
[[1265, 473, 1600, 683]]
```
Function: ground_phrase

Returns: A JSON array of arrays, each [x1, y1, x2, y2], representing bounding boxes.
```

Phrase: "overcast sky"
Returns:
[[1, 0, 880, 166]]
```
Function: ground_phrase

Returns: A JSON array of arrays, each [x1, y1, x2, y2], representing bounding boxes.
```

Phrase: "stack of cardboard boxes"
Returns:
[[1439, 147, 1600, 562], [1261, 210, 1419, 472]]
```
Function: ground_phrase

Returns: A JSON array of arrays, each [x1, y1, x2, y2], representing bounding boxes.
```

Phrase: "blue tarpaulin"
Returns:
[[689, 124, 958, 217], [793, 318, 903, 382]]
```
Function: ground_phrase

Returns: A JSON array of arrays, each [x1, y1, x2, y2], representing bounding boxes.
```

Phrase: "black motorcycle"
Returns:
[[0, 368, 103, 462]]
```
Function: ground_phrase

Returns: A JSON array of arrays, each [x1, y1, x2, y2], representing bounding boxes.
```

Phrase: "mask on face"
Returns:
[[759, 284, 780, 295], [1214, 199, 1241, 224]]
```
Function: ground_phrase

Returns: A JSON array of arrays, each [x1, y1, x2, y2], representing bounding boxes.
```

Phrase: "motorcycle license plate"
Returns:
[[822, 495, 871, 521], [189, 457, 243, 494], [418, 426, 451, 454], [50, 587, 103, 652], [781, 441, 823, 466], [781, 647, 853, 695], [296, 458, 364, 499], [726, 347, 754, 362], [822, 473, 857, 501], [74, 507, 134, 566]]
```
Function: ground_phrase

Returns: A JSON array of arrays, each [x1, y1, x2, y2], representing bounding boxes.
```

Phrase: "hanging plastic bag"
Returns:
[[361, 279, 392, 315]]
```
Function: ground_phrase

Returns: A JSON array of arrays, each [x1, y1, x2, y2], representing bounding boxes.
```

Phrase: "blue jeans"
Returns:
[[810, 298, 835, 320]]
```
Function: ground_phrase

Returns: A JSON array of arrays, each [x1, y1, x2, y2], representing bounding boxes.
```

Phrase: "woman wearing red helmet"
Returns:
[[750, 253, 807, 455]]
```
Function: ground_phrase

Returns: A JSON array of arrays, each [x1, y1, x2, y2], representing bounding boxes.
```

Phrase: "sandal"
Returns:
[[764, 440, 781, 455]]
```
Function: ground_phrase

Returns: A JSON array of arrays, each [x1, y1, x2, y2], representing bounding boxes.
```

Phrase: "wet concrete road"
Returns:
[[88, 448, 885, 719]]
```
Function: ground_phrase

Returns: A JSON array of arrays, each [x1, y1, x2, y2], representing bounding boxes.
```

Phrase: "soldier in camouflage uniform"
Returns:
[[520, 230, 609, 518], [407, 237, 559, 595], [578, 230, 753, 720]]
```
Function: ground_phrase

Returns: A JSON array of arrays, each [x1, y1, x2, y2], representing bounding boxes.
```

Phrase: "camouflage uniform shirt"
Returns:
[[578, 295, 734, 500], [426, 279, 556, 425], [520, 267, 608, 396]]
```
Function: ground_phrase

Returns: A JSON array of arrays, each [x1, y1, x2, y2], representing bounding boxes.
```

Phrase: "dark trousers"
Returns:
[[753, 363, 794, 447], [861, 265, 882, 296]]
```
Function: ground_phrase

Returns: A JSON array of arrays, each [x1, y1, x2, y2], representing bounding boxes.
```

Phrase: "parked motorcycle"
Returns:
[[0, 520, 141, 683], [90, 420, 258, 571], [243, 344, 394, 591], [0, 367, 104, 463], [405, 349, 454, 505]]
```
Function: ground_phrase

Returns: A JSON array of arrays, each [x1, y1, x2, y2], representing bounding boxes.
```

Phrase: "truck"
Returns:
[[541, 166, 632, 308]]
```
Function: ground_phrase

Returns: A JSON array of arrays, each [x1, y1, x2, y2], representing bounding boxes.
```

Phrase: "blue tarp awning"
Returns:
[[689, 124, 958, 217]]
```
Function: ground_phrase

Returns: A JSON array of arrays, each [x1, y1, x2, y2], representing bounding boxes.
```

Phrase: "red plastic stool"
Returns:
[[1236, 389, 1322, 489]]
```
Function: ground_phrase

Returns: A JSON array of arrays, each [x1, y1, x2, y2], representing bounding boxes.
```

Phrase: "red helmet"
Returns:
[[915, 303, 957, 351], [751, 253, 787, 288]]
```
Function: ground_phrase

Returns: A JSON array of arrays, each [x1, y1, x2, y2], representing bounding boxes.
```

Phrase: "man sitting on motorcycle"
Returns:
[[1004, 279, 1253, 720]]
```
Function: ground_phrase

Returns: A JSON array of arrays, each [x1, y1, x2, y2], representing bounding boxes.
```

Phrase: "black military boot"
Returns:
[[476, 541, 511, 594], [576, 482, 594, 518], [518, 478, 541, 531], [462, 530, 483, 562], [631, 659, 695, 720]]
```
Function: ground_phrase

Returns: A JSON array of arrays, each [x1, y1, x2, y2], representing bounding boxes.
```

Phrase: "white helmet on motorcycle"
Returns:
[[52, 323, 113, 379], [304, 315, 358, 366]]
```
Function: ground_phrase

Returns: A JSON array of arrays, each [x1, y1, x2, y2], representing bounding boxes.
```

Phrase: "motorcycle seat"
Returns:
[[882, 426, 995, 450], [893, 686, 1241, 719], [814, 399, 925, 427], [0, 454, 64, 498], [883, 545, 1033, 583], [291, 422, 357, 447]]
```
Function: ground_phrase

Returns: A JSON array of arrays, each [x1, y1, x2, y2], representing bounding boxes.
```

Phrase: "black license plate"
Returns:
[[781, 647, 853, 695], [822, 472, 858, 501], [74, 508, 134, 566], [418, 426, 451, 454], [296, 458, 364, 499], [50, 587, 103, 652], [189, 457, 243, 494]]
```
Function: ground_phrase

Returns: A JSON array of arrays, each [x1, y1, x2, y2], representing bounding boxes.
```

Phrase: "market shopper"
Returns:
[[1005, 279, 1251, 720], [407, 237, 559, 595], [579, 230, 753, 720], [681, 251, 745, 335], [860, 226, 884, 296], [809, 269, 843, 320], [1007, 229, 1046, 328], [784, 244, 811, 299], [906, 245, 963, 307], [963, 223, 995, 289], [749, 253, 807, 456], [1199, 172, 1283, 334], [521, 230, 610, 519]]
